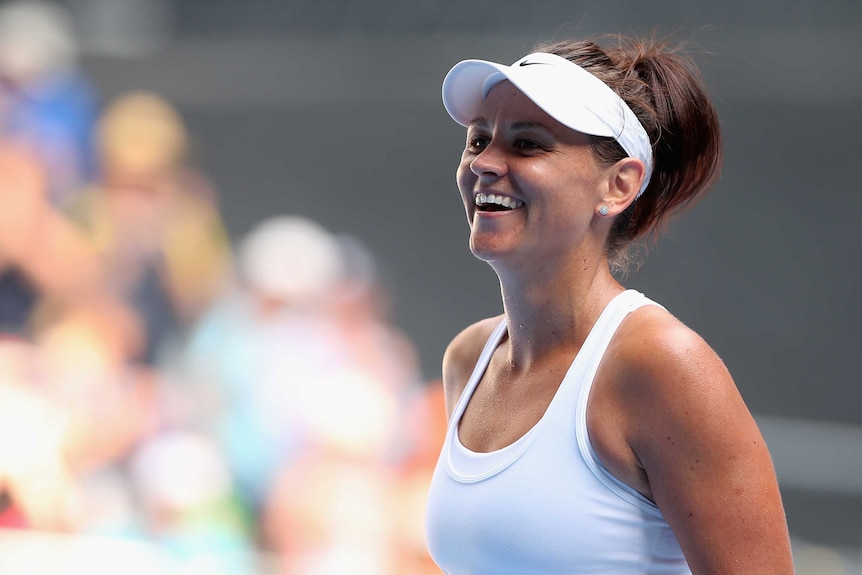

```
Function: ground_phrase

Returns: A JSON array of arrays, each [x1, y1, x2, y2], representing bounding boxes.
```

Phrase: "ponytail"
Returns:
[[538, 35, 723, 272]]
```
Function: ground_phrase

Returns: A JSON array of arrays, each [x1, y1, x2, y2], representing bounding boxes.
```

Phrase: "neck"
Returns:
[[494, 255, 623, 369]]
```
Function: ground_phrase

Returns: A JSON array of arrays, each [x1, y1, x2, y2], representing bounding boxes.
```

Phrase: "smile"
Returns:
[[475, 192, 524, 211]]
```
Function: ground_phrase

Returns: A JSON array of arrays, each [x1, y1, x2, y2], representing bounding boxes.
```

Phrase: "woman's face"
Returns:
[[456, 81, 608, 266]]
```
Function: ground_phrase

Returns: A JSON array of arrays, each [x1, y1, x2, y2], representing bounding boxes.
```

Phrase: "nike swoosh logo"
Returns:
[[518, 60, 550, 66]]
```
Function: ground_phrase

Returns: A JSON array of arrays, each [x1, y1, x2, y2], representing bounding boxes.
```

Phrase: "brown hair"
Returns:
[[536, 35, 723, 273]]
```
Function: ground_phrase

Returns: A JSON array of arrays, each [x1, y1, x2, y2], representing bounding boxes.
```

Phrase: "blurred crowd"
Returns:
[[0, 1, 444, 573]]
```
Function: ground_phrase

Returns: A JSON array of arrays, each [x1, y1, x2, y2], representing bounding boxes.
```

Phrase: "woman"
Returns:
[[424, 36, 794, 574]]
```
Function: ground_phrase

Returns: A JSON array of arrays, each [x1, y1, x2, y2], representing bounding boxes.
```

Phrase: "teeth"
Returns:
[[475, 193, 524, 209]]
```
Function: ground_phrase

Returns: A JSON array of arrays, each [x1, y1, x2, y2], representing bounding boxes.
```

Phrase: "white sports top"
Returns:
[[425, 290, 692, 574]]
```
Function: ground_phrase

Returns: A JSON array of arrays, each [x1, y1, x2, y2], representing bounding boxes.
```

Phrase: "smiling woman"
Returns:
[[424, 34, 794, 575]]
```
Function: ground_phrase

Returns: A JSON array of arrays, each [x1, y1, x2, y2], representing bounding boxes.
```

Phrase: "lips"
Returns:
[[474, 192, 524, 212]]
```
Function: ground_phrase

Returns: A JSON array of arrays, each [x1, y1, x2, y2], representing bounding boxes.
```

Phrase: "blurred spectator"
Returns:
[[127, 430, 259, 574], [261, 451, 401, 575], [0, 336, 82, 532], [0, 0, 99, 205], [168, 215, 431, 573], [170, 215, 348, 514], [1, 297, 260, 572], [0, 140, 104, 336], [391, 380, 449, 575], [0, 135, 147, 541], [253, 232, 420, 574], [65, 90, 232, 365], [26, 297, 154, 539], [33, 297, 152, 475], [326, 233, 423, 403]]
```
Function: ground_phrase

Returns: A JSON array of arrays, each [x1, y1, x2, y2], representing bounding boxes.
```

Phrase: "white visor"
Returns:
[[442, 52, 653, 197]]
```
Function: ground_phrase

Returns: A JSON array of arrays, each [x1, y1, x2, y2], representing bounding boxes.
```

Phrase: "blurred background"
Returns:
[[0, 0, 859, 573]]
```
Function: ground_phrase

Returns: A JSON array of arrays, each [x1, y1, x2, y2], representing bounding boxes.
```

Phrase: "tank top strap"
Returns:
[[572, 289, 667, 516], [448, 316, 508, 428]]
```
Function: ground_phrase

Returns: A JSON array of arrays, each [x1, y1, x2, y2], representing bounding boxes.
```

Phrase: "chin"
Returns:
[[468, 238, 508, 263]]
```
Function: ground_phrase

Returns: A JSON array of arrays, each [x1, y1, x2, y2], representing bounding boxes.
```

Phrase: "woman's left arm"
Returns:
[[624, 314, 794, 575]]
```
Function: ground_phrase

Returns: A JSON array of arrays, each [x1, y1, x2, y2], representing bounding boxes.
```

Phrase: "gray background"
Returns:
[[64, 0, 862, 557]]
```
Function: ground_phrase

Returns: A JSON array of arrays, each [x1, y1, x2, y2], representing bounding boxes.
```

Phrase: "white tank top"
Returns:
[[425, 290, 691, 574]]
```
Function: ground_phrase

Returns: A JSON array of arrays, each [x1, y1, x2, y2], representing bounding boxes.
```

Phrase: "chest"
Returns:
[[456, 342, 651, 499], [457, 351, 574, 453]]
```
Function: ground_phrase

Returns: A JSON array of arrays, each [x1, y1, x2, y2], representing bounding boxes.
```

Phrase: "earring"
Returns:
[[598, 205, 609, 216]]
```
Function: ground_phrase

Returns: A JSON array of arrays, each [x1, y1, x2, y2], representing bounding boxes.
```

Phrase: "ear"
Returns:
[[595, 158, 645, 217]]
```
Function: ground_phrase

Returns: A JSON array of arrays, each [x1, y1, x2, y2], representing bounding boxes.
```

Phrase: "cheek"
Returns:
[[456, 159, 475, 198]]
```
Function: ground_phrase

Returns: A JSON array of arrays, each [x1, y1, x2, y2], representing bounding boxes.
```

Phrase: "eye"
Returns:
[[514, 139, 542, 150], [467, 134, 490, 152]]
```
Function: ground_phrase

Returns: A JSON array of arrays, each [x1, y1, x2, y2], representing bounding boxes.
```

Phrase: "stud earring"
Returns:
[[598, 205, 609, 216]]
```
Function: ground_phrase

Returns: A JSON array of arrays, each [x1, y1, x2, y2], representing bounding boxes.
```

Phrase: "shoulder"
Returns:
[[608, 303, 736, 418], [441, 315, 505, 417], [622, 302, 715, 355], [604, 304, 793, 572], [605, 303, 742, 450]]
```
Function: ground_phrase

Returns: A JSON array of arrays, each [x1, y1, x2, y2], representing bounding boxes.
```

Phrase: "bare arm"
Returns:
[[618, 310, 794, 574]]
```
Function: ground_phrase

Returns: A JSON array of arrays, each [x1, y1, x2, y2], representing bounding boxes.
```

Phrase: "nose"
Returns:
[[469, 142, 506, 179]]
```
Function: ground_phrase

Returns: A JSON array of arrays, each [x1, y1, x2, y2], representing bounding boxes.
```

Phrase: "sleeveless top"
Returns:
[[425, 290, 691, 574]]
